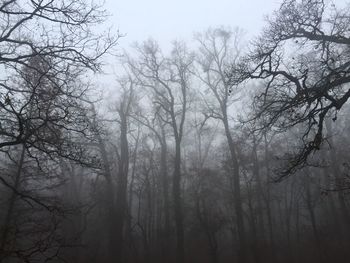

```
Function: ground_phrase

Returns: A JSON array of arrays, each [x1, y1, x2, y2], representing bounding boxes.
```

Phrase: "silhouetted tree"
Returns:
[[195, 27, 248, 262], [233, 0, 350, 177]]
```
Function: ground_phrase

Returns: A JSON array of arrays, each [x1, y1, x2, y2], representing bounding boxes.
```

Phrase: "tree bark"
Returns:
[[160, 131, 171, 261], [0, 145, 25, 260], [222, 116, 247, 263], [173, 138, 185, 263], [114, 112, 130, 263]]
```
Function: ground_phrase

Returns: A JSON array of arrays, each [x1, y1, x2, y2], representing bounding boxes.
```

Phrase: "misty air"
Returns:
[[0, 0, 349, 263]]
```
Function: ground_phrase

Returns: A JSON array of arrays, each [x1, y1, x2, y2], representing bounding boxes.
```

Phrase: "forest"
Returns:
[[0, 0, 350, 262]]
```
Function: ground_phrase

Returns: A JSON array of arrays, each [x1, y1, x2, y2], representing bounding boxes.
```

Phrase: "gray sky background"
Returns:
[[98, 0, 284, 100], [98, 0, 346, 103], [94, 0, 283, 97], [105, 0, 283, 50]]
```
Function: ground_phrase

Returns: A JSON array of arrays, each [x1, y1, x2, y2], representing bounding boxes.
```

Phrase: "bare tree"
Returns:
[[195, 27, 248, 262], [0, 2, 117, 258], [132, 110, 171, 260], [0, 55, 98, 262], [127, 39, 193, 263], [232, 0, 350, 177], [0, 0, 118, 157], [113, 77, 136, 263]]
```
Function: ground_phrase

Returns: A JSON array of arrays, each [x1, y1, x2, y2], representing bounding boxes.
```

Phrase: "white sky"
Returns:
[[105, 0, 283, 50], [98, 0, 283, 99], [97, 0, 347, 108]]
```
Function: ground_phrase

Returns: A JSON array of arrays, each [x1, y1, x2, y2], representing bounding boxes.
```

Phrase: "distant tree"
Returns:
[[195, 27, 248, 262], [232, 0, 350, 177], [127, 39, 193, 263], [193, 168, 226, 263], [133, 108, 171, 259], [113, 77, 135, 263]]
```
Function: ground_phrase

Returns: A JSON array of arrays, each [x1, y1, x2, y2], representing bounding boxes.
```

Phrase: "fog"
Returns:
[[0, 1, 350, 263], [106, 0, 280, 45]]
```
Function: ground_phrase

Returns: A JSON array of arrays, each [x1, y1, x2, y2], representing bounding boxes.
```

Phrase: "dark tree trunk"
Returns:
[[114, 113, 130, 263], [252, 137, 265, 240], [326, 119, 350, 232], [93, 111, 117, 262], [263, 135, 275, 249], [173, 138, 185, 263], [0, 145, 25, 260], [160, 134, 171, 261], [222, 116, 247, 263]]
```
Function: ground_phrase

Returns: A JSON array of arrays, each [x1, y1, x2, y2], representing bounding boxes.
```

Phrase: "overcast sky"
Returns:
[[97, 0, 284, 98], [105, 0, 283, 49]]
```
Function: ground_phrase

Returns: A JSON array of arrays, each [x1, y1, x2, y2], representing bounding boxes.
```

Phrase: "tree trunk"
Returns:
[[114, 113, 129, 263], [0, 145, 25, 260], [222, 116, 247, 263], [326, 119, 350, 232], [263, 135, 275, 249], [252, 137, 265, 241], [305, 174, 320, 241], [173, 138, 185, 263], [160, 134, 171, 261]]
